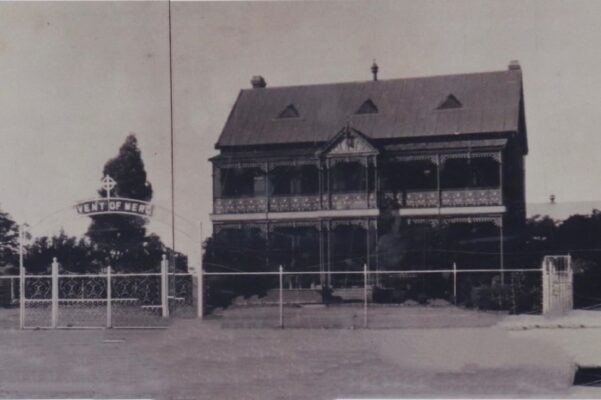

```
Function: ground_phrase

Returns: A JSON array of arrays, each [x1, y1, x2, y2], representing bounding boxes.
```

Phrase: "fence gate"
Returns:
[[542, 255, 573, 315], [20, 256, 197, 329]]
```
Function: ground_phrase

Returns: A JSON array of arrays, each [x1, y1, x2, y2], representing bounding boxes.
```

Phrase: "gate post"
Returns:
[[363, 264, 368, 328], [51, 257, 59, 329], [106, 266, 112, 328], [161, 254, 169, 318], [197, 267, 203, 319], [19, 224, 25, 330], [278, 265, 283, 329]]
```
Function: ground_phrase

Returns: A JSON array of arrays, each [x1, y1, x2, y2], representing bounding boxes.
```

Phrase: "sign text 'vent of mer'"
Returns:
[[74, 175, 154, 217], [75, 199, 153, 217]]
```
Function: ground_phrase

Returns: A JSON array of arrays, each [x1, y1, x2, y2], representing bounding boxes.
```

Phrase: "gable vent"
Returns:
[[437, 94, 462, 110], [277, 104, 300, 119], [355, 99, 378, 115]]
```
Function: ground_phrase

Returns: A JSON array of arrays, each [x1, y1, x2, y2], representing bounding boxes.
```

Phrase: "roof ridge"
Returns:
[[240, 69, 517, 92]]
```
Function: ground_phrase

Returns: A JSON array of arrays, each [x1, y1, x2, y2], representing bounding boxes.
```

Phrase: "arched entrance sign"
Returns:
[[74, 175, 154, 217]]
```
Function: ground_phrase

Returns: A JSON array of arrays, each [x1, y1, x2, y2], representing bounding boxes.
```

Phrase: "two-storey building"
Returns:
[[209, 61, 527, 289]]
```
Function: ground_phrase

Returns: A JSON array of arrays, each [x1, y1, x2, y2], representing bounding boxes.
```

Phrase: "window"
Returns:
[[277, 104, 300, 119], [437, 94, 462, 110], [355, 99, 378, 115]]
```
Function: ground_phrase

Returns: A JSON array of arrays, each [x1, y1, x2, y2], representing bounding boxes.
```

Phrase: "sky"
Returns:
[[2, 0, 601, 265]]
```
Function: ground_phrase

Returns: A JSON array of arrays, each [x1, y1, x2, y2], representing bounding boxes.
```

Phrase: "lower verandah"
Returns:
[[209, 216, 507, 291]]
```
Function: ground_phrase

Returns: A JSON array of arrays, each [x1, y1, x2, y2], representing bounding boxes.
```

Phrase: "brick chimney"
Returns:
[[251, 75, 267, 88], [508, 60, 521, 70]]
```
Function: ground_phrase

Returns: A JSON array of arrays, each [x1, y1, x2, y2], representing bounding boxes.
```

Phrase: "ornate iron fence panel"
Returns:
[[171, 273, 196, 318], [23, 276, 52, 328]]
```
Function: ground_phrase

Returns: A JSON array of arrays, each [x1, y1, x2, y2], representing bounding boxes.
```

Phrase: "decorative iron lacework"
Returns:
[[440, 152, 501, 163], [407, 216, 501, 226], [441, 189, 502, 207], [331, 193, 371, 210], [389, 154, 439, 164], [24, 277, 51, 299], [269, 221, 321, 231], [268, 159, 320, 168], [331, 219, 370, 229], [59, 277, 106, 299], [214, 197, 267, 214], [216, 161, 267, 170], [269, 195, 321, 212]]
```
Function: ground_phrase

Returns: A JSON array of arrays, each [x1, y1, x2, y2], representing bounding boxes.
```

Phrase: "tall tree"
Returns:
[[86, 134, 154, 269]]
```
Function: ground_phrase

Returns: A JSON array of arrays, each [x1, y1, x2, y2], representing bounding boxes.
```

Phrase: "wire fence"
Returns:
[[200, 266, 544, 328]]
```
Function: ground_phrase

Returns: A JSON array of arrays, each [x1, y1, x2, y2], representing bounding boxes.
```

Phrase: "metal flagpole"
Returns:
[[167, 0, 176, 307]]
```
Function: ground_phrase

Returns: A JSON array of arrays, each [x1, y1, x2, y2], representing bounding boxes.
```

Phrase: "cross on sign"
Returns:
[[101, 175, 116, 198]]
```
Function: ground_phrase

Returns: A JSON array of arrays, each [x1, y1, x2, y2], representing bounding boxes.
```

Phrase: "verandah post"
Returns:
[[51, 257, 59, 329], [161, 254, 169, 318], [453, 262, 457, 305], [197, 221, 204, 319], [106, 266, 112, 328], [19, 224, 25, 330], [363, 263, 368, 328], [278, 265, 283, 329]]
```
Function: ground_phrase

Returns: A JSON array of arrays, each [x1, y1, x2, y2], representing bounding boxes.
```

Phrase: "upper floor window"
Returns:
[[277, 104, 300, 119], [437, 94, 462, 110], [355, 99, 378, 115]]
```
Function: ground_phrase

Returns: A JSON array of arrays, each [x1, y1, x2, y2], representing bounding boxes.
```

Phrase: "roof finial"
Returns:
[[371, 60, 379, 81]]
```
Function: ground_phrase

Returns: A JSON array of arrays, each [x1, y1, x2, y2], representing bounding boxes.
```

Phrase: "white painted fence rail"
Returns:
[[9, 254, 197, 330]]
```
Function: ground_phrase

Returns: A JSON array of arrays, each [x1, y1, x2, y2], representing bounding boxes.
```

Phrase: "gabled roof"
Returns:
[[317, 126, 379, 157], [216, 68, 524, 148]]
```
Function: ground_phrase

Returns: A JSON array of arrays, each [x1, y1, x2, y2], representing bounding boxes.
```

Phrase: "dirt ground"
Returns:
[[0, 306, 600, 399]]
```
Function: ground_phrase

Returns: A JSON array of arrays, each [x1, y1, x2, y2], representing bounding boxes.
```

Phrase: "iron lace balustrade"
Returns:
[[380, 188, 502, 208], [214, 196, 268, 214], [269, 194, 321, 212], [330, 192, 377, 210]]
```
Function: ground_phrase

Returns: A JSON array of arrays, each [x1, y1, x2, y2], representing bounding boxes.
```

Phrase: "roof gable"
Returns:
[[318, 125, 379, 157], [217, 68, 524, 147]]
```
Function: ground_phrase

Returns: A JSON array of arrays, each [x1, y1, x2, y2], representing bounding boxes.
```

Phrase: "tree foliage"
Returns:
[[0, 208, 19, 269], [25, 231, 98, 273], [85, 134, 162, 270]]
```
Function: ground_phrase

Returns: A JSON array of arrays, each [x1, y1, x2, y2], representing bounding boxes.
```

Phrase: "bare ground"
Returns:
[[0, 306, 599, 399]]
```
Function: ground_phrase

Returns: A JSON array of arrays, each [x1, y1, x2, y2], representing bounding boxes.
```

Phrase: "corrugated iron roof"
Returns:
[[216, 68, 523, 148]]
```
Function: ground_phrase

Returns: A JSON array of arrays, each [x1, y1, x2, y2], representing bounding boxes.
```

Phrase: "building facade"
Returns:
[[209, 62, 528, 288]]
